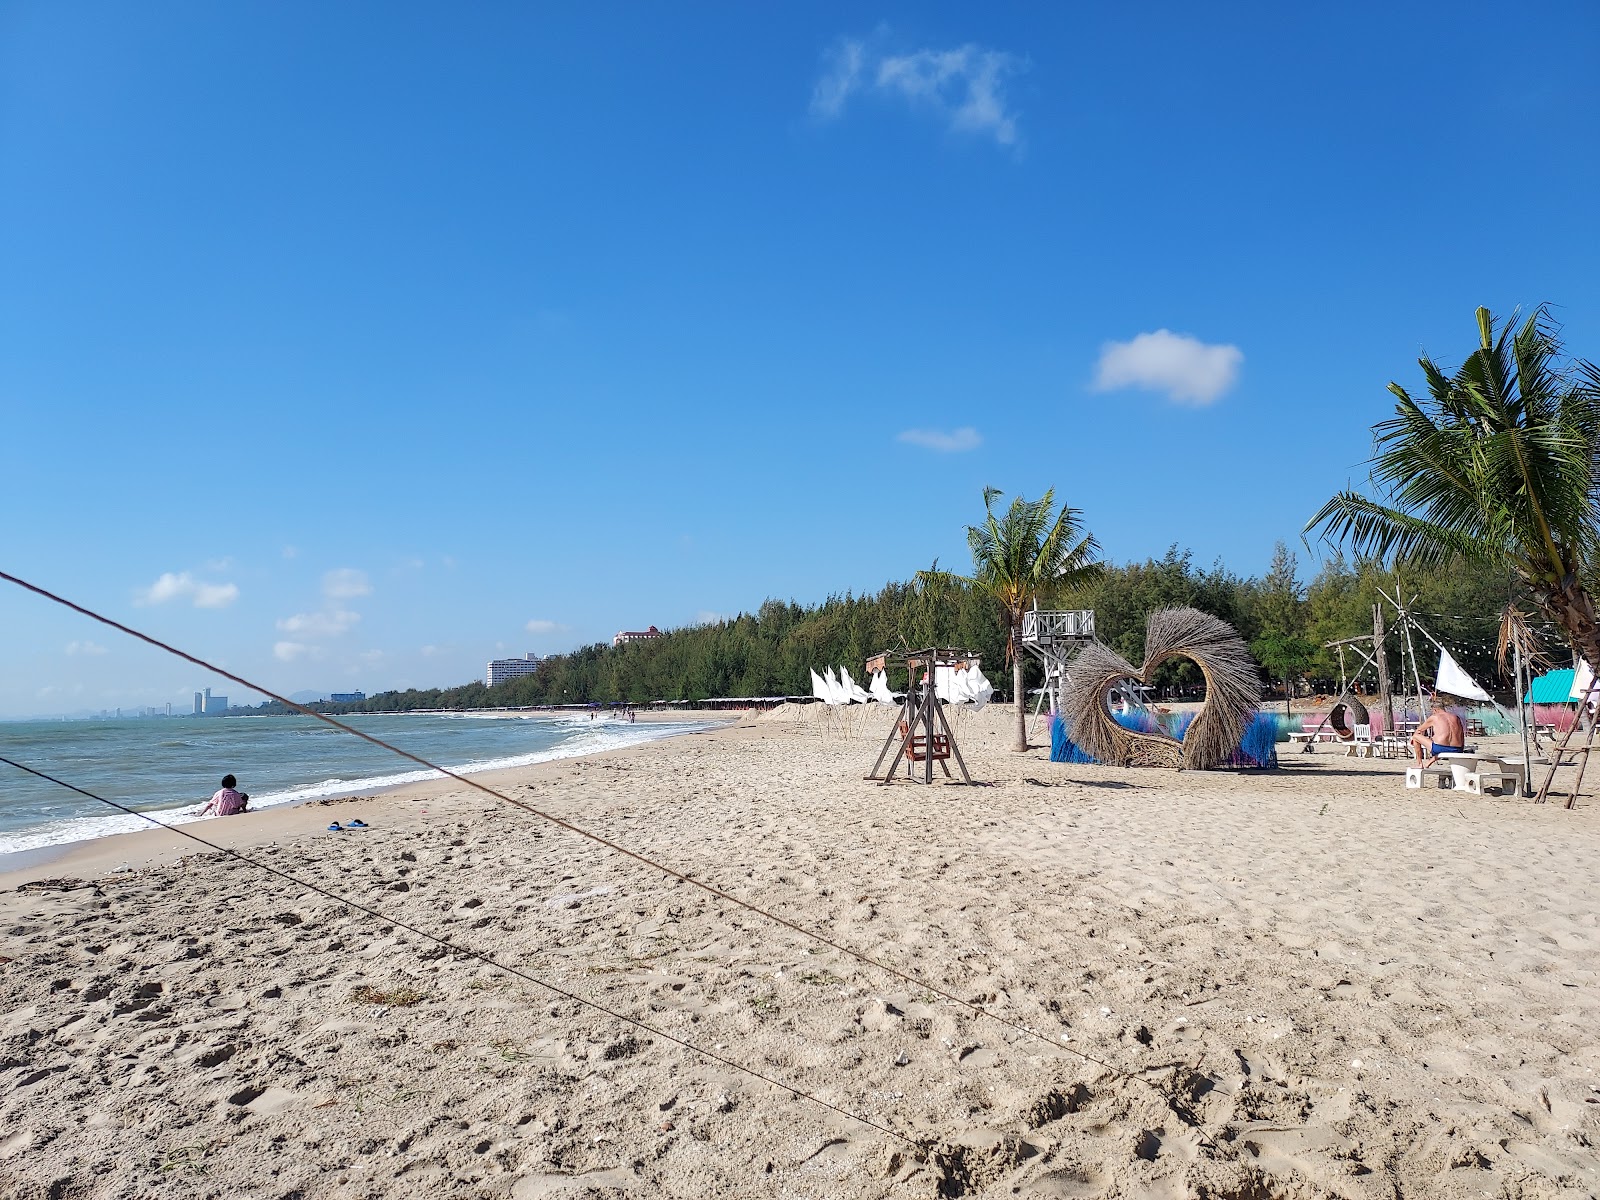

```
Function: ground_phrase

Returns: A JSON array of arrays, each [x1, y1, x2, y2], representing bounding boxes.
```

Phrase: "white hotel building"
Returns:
[[612, 625, 662, 647], [486, 652, 542, 687]]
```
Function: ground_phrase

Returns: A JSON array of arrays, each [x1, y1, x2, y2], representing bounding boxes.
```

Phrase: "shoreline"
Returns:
[[0, 710, 733, 889]]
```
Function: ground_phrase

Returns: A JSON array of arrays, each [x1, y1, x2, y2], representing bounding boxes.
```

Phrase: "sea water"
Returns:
[[0, 711, 711, 855]]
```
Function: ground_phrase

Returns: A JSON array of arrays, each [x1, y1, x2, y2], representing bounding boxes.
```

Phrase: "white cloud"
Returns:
[[276, 610, 361, 638], [420, 644, 441, 657], [65, 640, 108, 656], [897, 426, 982, 453], [1092, 330, 1243, 406], [811, 35, 1024, 146], [360, 649, 385, 664], [137, 571, 240, 609], [525, 618, 567, 635], [274, 641, 311, 662], [811, 37, 865, 118], [323, 568, 371, 600], [193, 582, 238, 608]]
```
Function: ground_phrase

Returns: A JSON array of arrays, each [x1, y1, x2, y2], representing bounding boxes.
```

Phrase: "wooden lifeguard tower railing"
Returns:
[[863, 648, 976, 785], [1019, 608, 1096, 716]]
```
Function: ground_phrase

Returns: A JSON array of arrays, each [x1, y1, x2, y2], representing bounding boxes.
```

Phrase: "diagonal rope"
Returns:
[[0, 752, 917, 1147], [0, 568, 1212, 1138]]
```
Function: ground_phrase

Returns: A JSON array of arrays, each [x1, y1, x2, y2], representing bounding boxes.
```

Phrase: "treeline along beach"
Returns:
[[288, 550, 1533, 713]]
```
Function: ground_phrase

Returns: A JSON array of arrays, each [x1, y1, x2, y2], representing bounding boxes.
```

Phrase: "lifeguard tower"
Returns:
[[1019, 607, 1097, 715]]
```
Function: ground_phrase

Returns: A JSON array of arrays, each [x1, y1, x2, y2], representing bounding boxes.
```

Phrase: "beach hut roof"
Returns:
[[1524, 667, 1577, 705]]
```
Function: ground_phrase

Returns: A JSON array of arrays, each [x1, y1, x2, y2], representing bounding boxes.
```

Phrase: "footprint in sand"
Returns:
[[510, 1166, 637, 1198], [1020, 1164, 1109, 1198]]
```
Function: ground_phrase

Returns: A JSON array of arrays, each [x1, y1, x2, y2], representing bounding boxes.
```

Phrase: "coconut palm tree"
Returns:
[[927, 487, 1102, 752], [1306, 305, 1600, 672]]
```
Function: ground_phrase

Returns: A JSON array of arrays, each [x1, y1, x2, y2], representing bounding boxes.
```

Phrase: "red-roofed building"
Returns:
[[613, 625, 662, 648]]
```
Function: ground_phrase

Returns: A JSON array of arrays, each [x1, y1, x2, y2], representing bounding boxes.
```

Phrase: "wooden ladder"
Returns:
[[1534, 716, 1598, 809]]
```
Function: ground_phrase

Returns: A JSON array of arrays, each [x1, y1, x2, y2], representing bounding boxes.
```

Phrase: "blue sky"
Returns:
[[2, 2, 1597, 716]]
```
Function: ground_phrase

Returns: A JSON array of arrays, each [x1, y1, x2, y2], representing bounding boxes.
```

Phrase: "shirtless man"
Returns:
[[1408, 709, 1465, 766]]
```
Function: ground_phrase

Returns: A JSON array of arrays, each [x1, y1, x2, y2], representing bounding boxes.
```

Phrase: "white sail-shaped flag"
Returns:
[[823, 666, 848, 705], [809, 668, 831, 703], [869, 669, 896, 704], [840, 666, 871, 704], [965, 665, 995, 710], [933, 661, 993, 707], [1572, 659, 1596, 701], [1436, 648, 1493, 703]]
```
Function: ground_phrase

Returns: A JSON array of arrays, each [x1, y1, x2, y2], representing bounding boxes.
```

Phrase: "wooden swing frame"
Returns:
[[863, 648, 976, 785]]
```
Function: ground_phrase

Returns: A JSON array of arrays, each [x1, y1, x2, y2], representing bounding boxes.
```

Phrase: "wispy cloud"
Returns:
[[273, 570, 367, 656], [323, 568, 371, 600], [1092, 330, 1243, 406], [66, 640, 108, 656], [525, 618, 568, 635], [276, 610, 361, 638], [812, 34, 1025, 147], [137, 571, 240, 609], [897, 426, 982, 453], [811, 38, 865, 118]]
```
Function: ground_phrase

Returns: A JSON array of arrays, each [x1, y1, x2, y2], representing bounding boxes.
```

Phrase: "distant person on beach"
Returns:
[[1408, 710, 1465, 766], [198, 774, 250, 817]]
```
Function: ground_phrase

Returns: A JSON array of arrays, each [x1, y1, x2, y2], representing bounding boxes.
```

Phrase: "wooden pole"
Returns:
[[1373, 603, 1394, 734], [1514, 638, 1534, 796]]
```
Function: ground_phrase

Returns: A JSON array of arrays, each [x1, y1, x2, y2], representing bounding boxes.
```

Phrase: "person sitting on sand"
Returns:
[[197, 774, 250, 817], [1408, 710, 1465, 766]]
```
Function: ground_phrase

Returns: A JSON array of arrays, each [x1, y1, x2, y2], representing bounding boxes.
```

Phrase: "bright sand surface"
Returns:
[[3, 705, 1599, 1198]]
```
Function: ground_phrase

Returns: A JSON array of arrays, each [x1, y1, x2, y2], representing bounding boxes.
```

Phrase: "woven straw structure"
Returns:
[[1059, 607, 1262, 769]]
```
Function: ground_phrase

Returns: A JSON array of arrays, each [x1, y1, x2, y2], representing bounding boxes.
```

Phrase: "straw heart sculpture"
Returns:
[[1060, 607, 1262, 769]]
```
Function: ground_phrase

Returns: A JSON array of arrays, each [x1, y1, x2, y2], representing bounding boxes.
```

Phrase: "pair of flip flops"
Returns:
[[327, 819, 369, 832]]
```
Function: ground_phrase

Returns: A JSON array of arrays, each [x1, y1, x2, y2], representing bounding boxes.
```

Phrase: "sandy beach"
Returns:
[[4, 706, 1599, 1198]]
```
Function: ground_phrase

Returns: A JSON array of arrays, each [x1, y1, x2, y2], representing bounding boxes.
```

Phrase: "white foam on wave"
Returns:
[[0, 719, 710, 857]]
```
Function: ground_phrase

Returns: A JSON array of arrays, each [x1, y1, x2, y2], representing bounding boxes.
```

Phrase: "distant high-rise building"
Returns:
[[196, 687, 228, 715], [486, 652, 542, 687], [330, 691, 365, 704], [194, 691, 204, 715]]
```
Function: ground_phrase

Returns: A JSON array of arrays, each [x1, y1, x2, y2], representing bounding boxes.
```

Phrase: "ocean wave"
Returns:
[[0, 719, 710, 857]]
